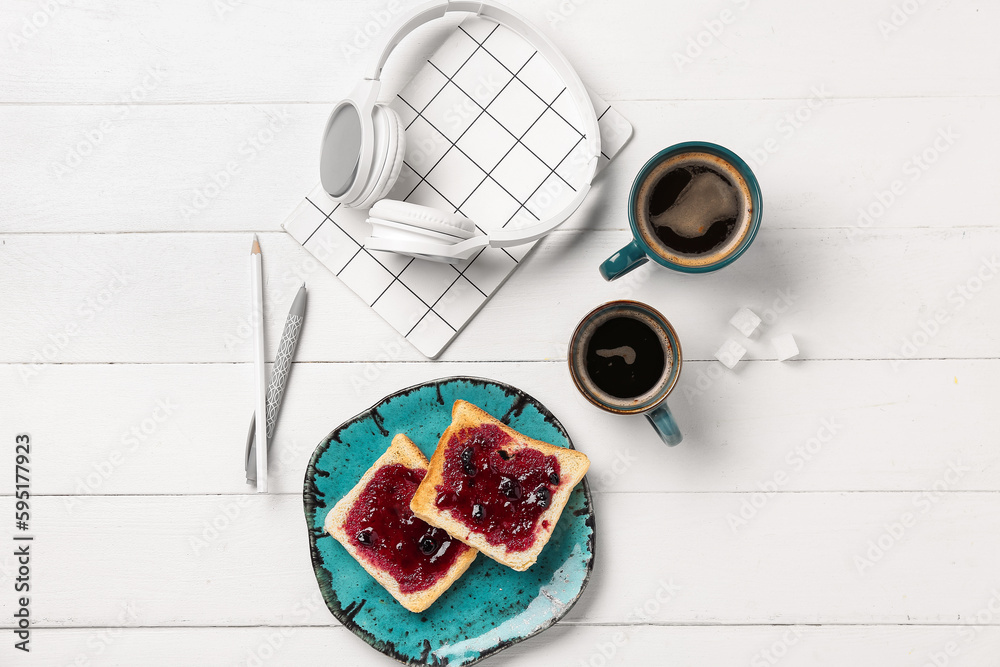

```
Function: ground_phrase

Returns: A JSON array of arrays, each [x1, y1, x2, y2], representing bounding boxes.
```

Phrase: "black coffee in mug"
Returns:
[[568, 301, 684, 445], [570, 304, 678, 411], [584, 316, 665, 399], [634, 151, 754, 268]]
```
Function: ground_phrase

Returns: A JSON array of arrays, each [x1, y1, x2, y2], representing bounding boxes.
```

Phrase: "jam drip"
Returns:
[[343, 463, 468, 594], [434, 424, 561, 552]]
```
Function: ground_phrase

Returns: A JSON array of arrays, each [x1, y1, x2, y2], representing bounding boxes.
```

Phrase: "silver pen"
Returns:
[[245, 283, 307, 483]]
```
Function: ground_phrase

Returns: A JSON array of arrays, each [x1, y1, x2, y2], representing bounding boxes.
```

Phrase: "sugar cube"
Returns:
[[729, 307, 762, 337], [773, 333, 799, 361], [715, 339, 747, 370]]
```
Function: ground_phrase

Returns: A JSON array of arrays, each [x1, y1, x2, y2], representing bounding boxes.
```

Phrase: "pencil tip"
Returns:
[[251, 236, 261, 255]]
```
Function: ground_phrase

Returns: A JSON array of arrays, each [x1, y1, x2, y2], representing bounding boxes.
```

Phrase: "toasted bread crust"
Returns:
[[410, 401, 590, 571], [326, 433, 478, 613]]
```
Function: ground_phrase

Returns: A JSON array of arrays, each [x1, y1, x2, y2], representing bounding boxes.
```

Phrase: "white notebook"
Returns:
[[283, 16, 632, 358]]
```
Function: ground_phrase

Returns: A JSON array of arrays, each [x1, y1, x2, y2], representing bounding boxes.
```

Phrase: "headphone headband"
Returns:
[[366, 0, 600, 178], [339, 0, 601, 260], [365, 1, 457, 82]]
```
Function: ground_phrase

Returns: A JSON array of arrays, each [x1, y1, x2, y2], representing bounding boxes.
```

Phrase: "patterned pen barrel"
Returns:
[[246, 284, 308, 482]]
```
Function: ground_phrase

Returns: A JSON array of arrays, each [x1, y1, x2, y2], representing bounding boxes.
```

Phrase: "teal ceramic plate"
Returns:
[[303, 377, 596, 666]]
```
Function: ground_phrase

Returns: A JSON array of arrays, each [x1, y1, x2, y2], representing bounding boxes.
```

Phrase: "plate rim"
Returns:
[[302, 375, 597, 666]]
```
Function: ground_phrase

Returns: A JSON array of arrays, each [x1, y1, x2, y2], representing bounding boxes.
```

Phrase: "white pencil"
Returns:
[[250, 235, 268, 493]]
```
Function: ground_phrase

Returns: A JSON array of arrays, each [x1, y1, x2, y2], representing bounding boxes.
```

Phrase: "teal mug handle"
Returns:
[[645, 402, 682, 446], [600, 239, 649, 281]]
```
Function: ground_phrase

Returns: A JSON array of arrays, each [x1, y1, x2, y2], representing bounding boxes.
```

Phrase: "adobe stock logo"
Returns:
[[750, 627, 805, 667], [746, 86, 832, 169], [672, 0, 755, 71], [63, 397, 180, 515], [340, 0, 412, 62], [179, 108, 291, 221], [576, 578, 681, 667], [848, 126, 958, 242], [853, 459, 970, 575], [18, 267, 132, 385], [877, 0, 928, 39], [682, 288, 796, 405], [50, 65, 168, 179], [727, 415, 843, 533], [443, 74, 505, 131], [546, 0, 591, 28], [918, 588, 1000, 667], [7, 0, 69, 52], [889, 255, 999, 369]]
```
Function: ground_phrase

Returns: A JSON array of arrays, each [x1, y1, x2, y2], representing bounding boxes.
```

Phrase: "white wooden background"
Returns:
[[2, 0, 999, 665]]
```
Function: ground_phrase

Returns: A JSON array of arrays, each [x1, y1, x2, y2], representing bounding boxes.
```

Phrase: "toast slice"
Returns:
[[325, 434, 477, 613], [411, 400, 590, 572]]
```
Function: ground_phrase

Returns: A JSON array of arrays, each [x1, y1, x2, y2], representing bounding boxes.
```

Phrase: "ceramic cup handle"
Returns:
[[599, 239, 649, 281], [645, 401, 683, 446]]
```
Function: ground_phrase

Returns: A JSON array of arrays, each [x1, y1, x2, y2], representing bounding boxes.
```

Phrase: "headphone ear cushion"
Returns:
[[379, 107, 406, 198], [355, 105, 405, 209], [370, 199, 476, 239]]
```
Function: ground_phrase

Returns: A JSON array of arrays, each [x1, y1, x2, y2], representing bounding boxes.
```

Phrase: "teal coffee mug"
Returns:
[[600, 141, 762, 280], [568, 301, 683, 446]]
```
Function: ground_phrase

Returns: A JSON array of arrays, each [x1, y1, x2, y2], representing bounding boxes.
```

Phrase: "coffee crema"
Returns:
[[634, 151, 754, 268]]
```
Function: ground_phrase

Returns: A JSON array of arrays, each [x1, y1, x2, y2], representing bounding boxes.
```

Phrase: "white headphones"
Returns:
[[320, 0, 600, 263]]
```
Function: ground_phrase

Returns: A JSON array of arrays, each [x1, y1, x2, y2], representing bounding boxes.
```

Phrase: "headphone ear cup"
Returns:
[[355, 105, 405, 209]]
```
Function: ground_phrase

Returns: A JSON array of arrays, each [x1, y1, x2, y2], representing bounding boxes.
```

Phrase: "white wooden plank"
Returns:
[[2, 0, 995, 658], [1, 96, 993, 234], [3, 493, 998, 627], [5, 624, 1000, 666], [1, 228, 999, 364], [1, 0, 996, 103], [1, 360, 997, 496], [2, 104, 316, 234]]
